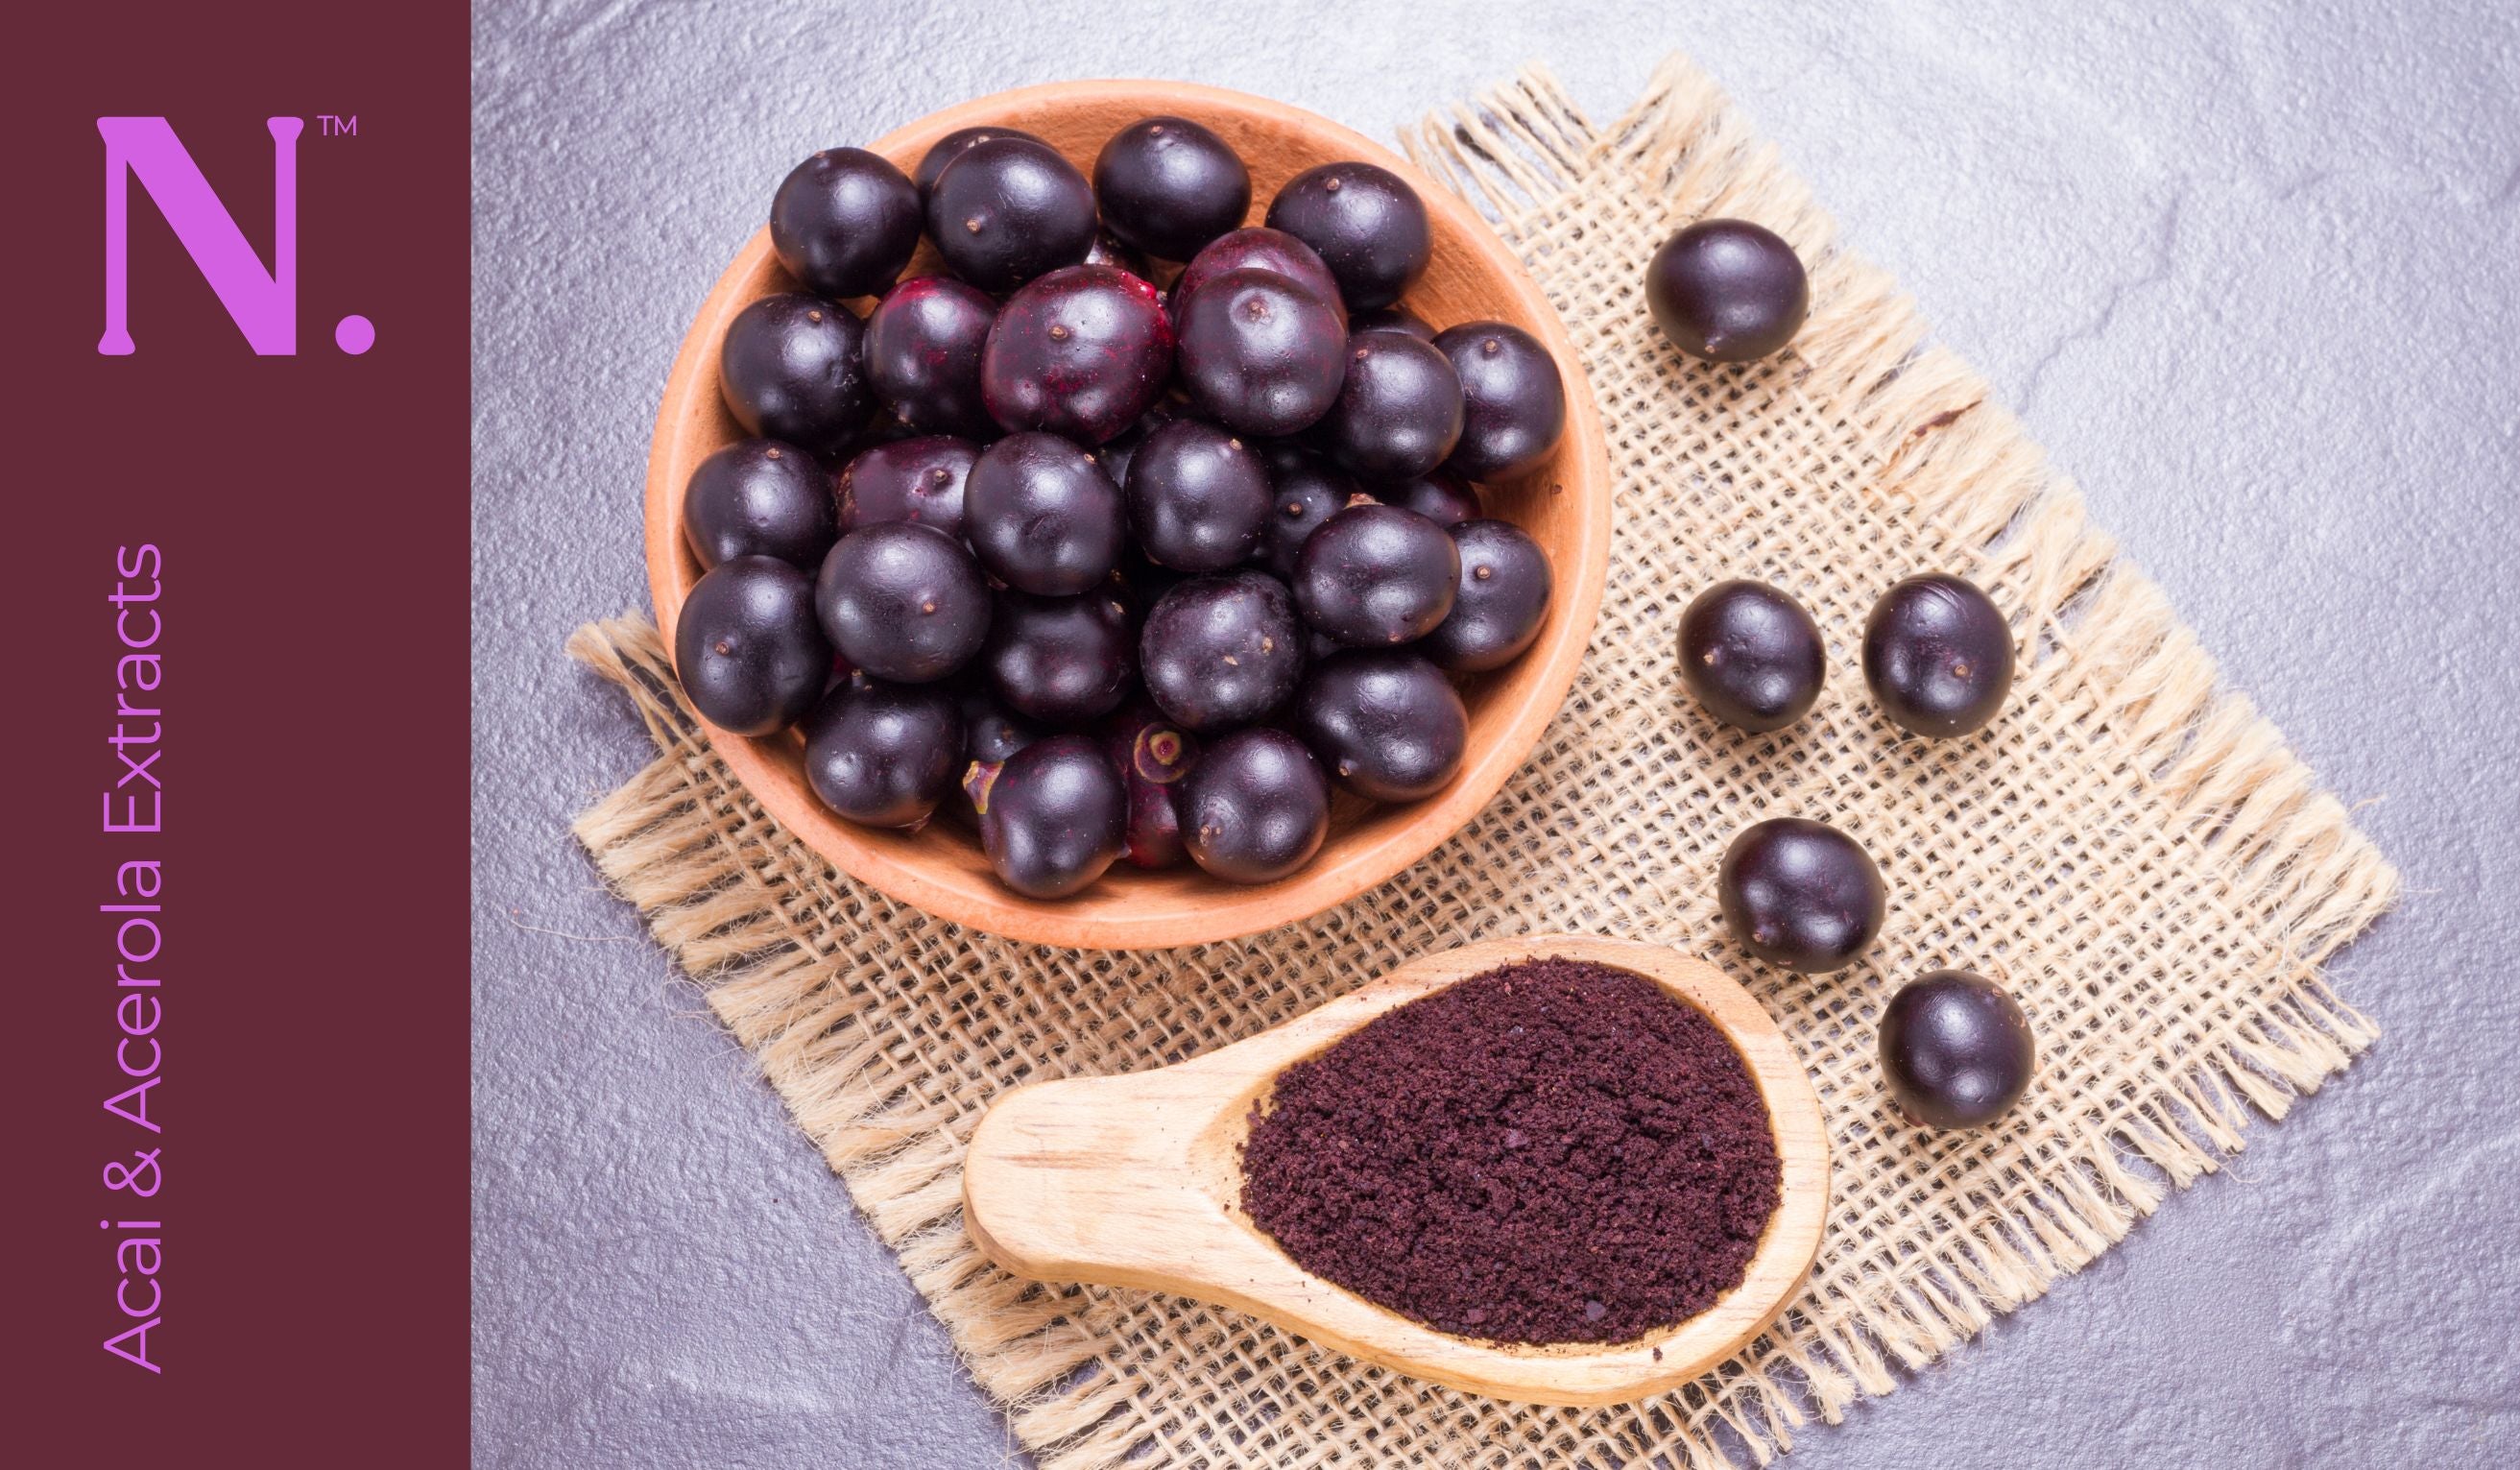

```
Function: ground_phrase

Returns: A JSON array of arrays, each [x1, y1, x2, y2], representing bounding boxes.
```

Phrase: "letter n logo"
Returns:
[[97, 116, 301, 355]]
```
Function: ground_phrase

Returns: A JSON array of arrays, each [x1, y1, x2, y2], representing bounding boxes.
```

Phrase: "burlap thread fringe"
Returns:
[[569, 55, 2398, 1468]]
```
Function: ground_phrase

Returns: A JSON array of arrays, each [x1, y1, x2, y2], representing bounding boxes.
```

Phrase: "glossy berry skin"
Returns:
[[1124, 420, 1272, 571], [1264, 162, 1431, 311], [1717, 817, 1885, 974], [912, 125, 1047, 201], [1423, 518, 1552, 672], [837, 435, 977, 539], [718, 293, 869, 458], [1879, 971, 2035, 1128], [1434, 322, 1567, 482], [972, 733, 1127, 899], [801, 673, 964, 830], [1092, 115, 1252, 262], [1294, 649, 1467, 802], [1170, 227, 1346, 328], [1351, 303, 1434, 341], [863, 276, 997, 439], [1176, 269, 1350, 437], [964, 433, 1126, 595], [769, 148, 922, 301], [1139, 571, 1306, 732], [813, 522, 991, 684], [1862, 574, 2015, 739], [1253, 445, 1357, 580], [1182, 728, 1330, 884], [1646, 219, 1810, 363], [1293, 501, 1459, 646], [925, 136, 1098, 293], [1104, 703, 1199, 869], [981, 264, 1174, 445], [682, 438, 838, 571], [1374, 470, 1479, 528], [981, 588, 1139, 725], [674, 556, 833, 735], [1320, 331, 1464, 480], [1679, 579, 1826, 733]]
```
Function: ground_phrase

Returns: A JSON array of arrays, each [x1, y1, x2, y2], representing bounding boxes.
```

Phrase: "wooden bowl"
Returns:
[[962, 935, 1830, 1406], [644, 81, 1611, 950]]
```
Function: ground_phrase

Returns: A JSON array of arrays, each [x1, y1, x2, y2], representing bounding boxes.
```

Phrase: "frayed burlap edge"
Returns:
[[567, 55, 2398, 1470]]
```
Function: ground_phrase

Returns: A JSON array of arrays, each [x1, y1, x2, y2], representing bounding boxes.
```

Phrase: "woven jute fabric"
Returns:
[[569, 56, 2398, 1468]]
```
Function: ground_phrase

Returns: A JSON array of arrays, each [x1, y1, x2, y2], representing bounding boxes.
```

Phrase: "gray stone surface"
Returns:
[[470, 1, 2520, 1463]]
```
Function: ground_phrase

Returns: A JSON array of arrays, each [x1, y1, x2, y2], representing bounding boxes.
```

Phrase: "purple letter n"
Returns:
[[97, 116, 301, 355]]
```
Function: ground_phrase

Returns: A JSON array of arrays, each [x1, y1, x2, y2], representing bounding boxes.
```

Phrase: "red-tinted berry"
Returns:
[[863, 276, 997, 439], [981, 264, 1174, 445]]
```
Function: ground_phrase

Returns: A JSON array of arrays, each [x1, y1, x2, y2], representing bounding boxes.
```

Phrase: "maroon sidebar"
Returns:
[[5, 3, 469, 1462]]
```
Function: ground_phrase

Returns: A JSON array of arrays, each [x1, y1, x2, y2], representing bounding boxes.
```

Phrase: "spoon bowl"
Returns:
[[962, 934, 1829, 1405]]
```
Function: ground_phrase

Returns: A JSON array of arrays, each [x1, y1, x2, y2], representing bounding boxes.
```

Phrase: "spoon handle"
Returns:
[[963, 1070, 1243, 1289]]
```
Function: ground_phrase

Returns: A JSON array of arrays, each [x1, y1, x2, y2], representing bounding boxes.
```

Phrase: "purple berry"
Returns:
[[965, 433, 1126, 595], [1433, 321, 1566, 482], [1140, 571, 1306, 732], [769, 148, 922, 300], [1717, 817, 1884, 973], [1880, 971, 2036, 1128], [1423, 519, 1553, 673], [972, 733, 1127, 899], [675, 556, 833, 735], [981, 264, 1174, 446], [1253, 445, 1356, 580], [837, 435, 977, 539], [1176, 268, 1348, 437], [1373, 470, 1480, 528], [912, 125, 1047, 202], [1320, 330, 1463, 480], [925, 136, 1097, 293], [863, 276, 996, 439], [1294, 648, 1467, 802], [1677, 579, 1824, 733], [813, 522, 992, 684], [1292, 501, 1458, 646], [717, 293, 869, 458], [1171, 227, 1346, 328], [981, 587, 1139, 725], [1182, 728, 1329, 884], [1645, 219, 1809, 363], [1093, 116, 1252, 262], [801, 672, 964, 829], [682, 438, 838, 572], [1264, 162, 1430, 312], [1351, 303, 1435, 341], [1124, 420, 1272, 571], [1104, 703, 1199, 869], [1861, 574, 2014, 738]]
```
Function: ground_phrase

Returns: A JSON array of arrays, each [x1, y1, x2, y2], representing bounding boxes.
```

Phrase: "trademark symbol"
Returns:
[[318, 114, 357, 137]]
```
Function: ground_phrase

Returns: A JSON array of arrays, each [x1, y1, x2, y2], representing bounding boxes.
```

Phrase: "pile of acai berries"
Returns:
[[673, 116, 1566, 901]]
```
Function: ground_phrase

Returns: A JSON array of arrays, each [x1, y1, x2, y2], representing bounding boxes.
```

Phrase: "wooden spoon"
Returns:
[[962, 934, 1830, 1406]]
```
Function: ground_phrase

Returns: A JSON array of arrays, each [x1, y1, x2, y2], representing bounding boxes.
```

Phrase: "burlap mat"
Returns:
[[569, 55, 2398, 1468]]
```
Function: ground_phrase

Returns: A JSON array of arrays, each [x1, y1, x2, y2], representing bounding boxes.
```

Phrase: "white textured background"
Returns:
[[471, 2, 2520, 1463]]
